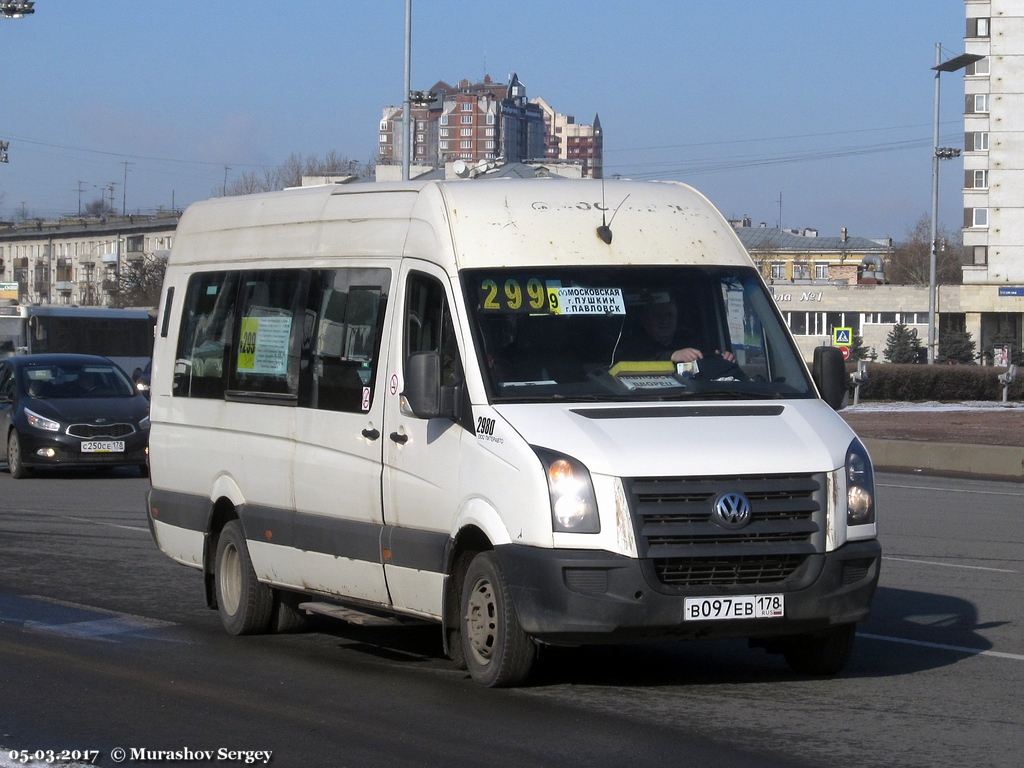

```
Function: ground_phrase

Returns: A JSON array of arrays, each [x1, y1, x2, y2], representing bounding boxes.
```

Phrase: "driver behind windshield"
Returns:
[[617, 292, 735, 364]]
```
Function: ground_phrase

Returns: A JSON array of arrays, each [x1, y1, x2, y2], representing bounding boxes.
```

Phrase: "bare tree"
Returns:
[[219, 152, 372, 197], [112, 253, 168, 309], [84, 197, 114, 217], [888, 215, 965, 285]]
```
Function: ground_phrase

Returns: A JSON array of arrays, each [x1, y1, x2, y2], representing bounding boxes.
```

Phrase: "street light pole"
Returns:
[[928, 45, 984, 364], [402, 0, 412, 181], [0, 1, 34, 18]]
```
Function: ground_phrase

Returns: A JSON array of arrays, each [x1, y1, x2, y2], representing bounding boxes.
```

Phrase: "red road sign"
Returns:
[[839, 346, 850, 360]]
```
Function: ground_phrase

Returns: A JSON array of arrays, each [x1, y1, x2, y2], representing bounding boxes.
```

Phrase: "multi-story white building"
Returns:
[[959, 0, 1024, 356], [0, 213, 179, 307], [962, 0, 1024, 285]]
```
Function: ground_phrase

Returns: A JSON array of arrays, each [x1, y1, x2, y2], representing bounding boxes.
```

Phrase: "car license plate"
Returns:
[[81, 440, 125, 453], [684, 594, 784, 621]]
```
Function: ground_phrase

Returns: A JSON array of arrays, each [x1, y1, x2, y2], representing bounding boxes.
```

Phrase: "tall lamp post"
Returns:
[[0, 1, 34, 18], [402, 0, 412, 181], [928, 45, 983, 364]]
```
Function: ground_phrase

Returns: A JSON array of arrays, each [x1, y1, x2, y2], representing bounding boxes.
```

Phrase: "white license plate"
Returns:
[[81, 440, 125, 453], [684, 594, 785, 621]]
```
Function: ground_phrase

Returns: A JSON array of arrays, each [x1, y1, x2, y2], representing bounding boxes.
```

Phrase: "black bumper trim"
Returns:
[[493, 539, 881, 644]]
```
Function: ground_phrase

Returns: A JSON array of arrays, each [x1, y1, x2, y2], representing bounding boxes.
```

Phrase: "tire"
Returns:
[[782, 623, 857, 676], [460, 551, 536, 687], [7, 430, 29, 479], [272, 590, 310, 634], [214, 520, 274, 635]]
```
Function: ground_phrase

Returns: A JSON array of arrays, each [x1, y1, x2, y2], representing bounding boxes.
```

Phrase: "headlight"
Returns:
[[25, 408, 61, 432], [534, 447, 600, 533], [139, 415, 151, 430], [846, 438, 875, 525]]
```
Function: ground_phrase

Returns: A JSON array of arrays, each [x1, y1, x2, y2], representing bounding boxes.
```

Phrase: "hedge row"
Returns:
[[845, 363, 1023, 402]]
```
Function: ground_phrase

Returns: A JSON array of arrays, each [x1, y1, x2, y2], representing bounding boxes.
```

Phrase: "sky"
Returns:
[[0, 0, 973, 242]]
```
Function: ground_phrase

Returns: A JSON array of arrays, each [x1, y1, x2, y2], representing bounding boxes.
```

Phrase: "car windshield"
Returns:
[[462, 265, 814, 403], [22, 363, 136, 399]]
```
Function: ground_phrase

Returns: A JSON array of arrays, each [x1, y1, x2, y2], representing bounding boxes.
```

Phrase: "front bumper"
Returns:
[[494, 539, 881, 644], [17, 431, 149, 469]]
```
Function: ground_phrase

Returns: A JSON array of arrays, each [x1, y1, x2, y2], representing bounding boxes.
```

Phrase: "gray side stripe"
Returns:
[[149, 488, 449, 574]]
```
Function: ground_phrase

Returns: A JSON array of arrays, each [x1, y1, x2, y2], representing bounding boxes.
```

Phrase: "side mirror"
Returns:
[[402, 351, 442, 419], [812, 346, 847, 411]]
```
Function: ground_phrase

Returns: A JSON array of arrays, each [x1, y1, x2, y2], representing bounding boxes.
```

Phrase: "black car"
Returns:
[[0, 354, 150, 478]]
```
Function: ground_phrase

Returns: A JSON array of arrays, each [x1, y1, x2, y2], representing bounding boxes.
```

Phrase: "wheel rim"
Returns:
[[465, 576, 498, 665], [8, 433, 19, 474], [219, 540, 242, 616]]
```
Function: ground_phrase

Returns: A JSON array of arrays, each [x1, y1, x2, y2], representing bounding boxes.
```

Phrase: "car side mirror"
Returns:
[[812, 346, 847, 411]]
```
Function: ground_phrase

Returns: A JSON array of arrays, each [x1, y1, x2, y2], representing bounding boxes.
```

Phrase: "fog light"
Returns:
[[36, 447, 56, 458]]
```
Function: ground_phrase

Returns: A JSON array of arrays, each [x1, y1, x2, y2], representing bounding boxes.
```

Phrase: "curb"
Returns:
[[862, 438, 1024, 481]]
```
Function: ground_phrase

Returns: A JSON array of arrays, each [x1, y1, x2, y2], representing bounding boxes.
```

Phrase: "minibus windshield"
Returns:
[[463, 265, 814, 403]]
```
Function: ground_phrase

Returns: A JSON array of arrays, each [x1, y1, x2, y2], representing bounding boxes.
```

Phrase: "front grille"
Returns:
[[67, 423, 136, 439], [656, 554, 806, 587], [625, 473, 826, 589]]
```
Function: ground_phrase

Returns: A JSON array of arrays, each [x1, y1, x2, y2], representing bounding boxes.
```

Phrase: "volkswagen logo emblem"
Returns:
[[713, 492, 752, 530]]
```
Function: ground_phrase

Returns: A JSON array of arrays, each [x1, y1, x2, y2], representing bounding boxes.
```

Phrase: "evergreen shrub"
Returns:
[[846, 363, 1023, 402]]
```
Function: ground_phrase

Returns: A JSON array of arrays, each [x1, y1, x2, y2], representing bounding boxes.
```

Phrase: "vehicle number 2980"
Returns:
[[476, 417, 496, 436], [684, 594, 784, 621]]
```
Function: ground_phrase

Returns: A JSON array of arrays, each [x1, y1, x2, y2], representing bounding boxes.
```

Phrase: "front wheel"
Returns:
[[782, 623, 857, 676], [214, 520, 274, 635], [7, 430, 30, 479], [460, 551, 536, 687]]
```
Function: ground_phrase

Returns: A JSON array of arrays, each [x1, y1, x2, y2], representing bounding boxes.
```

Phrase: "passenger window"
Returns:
[[174, 272, 238, 398], [0, 365, 14, 399], [302, 268, 389, 413], [405, 272, 459, 386], [230, 270, 308, 399]]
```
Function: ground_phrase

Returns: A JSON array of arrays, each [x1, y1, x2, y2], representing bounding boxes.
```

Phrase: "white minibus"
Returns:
[[147, 178, 879, 687]]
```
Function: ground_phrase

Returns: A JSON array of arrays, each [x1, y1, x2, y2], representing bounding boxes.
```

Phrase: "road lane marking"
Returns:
[[62, 514, 149, 532], [877, 481, 1024, 497], [0, 594, 176, 643], [883, 556, 1017, 573], [24, 615, 175, 641], [859, 632, 1024, 661]]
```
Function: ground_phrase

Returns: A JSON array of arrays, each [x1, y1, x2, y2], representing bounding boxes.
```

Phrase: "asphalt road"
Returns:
[[0, 467, 1021, 768]]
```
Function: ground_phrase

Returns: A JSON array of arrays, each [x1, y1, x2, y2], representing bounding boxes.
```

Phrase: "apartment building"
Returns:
[[379, 73, 601, 177], [0, 213, 178, 307], [962, 0, 1024, 286], [958, 0, 1024, 357]]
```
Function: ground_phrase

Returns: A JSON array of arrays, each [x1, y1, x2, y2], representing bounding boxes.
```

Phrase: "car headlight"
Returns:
[[139, 415, 150, 430], [25, 408, 61, 433], [846, 438, 875, 525], [534, 447, 600, 533]]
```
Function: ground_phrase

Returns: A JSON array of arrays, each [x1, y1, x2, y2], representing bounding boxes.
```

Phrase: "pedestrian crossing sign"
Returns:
[[833, 327, 852, 346]]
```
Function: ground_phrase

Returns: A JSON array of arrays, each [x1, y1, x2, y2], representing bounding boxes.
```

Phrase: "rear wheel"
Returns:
[[7, 430, 29, 479], [460, 551, 535, 687], [214, 520, 274, 635], [782, 624, 857, 676], [272, 590, 310, 633]]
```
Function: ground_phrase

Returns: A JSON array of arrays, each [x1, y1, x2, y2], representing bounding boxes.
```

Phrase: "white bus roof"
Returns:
[[169, 179, 754, 273]]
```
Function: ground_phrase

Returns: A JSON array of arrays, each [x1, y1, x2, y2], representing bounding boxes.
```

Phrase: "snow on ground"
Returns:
[[844, 400, 1024, 412]]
